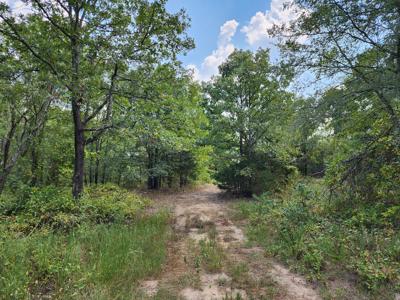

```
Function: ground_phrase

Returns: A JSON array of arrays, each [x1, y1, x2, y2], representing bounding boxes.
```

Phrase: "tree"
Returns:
[[76, 64, 209, 190], [272, 0, 400, 202], [0, 34, 54, 193], [131, 65, 208, 189], [291, 98, 326, 176], [204, 49, 295, 195], [274, 0, 400, 135], [0, 0, 193, 197]]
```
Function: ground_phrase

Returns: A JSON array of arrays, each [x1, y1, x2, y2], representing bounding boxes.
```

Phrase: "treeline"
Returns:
[[0, 0, 211, 197], [1, 0, 399, 209]]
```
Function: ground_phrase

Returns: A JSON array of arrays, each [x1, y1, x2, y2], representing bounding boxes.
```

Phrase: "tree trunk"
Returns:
[[147, 146, 161, 190], [31, 144, 39, 186], [94, 139, 100, 184], [302, 143, 308, 176], [101, 142, 108, 184], [70, 31, 85, 198], [0, 172, 7, 194], [88, 143, 93, 185], [72, 102, 85, 198]]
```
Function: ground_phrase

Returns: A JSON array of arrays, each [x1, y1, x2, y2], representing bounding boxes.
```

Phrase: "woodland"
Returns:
[[0, 0, 399, 299]]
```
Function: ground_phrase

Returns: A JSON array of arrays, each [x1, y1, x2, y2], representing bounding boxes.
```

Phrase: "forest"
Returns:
[[0, 0, 399, 299]]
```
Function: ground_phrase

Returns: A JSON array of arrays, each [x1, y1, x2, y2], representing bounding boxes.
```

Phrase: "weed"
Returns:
[[234, 178, 400, 297], [0, 188, 169, 299], [228, 262, 251, 288], [198, 238, 225, 273]]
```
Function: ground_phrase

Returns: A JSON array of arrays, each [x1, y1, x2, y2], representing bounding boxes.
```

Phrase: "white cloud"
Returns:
[[218, 19, 239, 46], [241, 0, 302, 47], [187, 19, 238, 82]]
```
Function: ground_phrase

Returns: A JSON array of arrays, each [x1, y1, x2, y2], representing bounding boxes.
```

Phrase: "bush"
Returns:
[[215, 153, 296, 196], [235, 179, 400, 294], [81, 184, 150, 223], [0, 184, 150, 233], [0, 184, 165, 298]]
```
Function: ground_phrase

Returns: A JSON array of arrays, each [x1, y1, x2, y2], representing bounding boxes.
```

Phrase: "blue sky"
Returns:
[[166, 0, 301, 81], [166, 0, 270, 63]]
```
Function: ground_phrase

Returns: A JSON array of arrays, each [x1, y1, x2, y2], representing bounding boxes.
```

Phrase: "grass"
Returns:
[[0, 184, 171, 299], [0, 212, 170, 299], [227, 262, 250, 288], [233, 178, 400, 299], [198, 238, 225, 273]]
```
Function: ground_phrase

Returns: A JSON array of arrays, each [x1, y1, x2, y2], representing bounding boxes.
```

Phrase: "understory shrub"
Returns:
[[0, 184, 149, 233], [216, 153, 297, 196], [235, 179, 400, 295]]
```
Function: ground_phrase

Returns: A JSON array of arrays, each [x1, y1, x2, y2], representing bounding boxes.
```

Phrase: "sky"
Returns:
[[166, 0, 301, 81]]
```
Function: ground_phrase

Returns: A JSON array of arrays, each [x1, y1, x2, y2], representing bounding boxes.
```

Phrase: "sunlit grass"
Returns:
[[0, 212, 170, 299]]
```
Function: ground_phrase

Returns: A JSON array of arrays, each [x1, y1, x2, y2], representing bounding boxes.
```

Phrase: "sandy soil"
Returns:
[[139, 185, 321, 300]]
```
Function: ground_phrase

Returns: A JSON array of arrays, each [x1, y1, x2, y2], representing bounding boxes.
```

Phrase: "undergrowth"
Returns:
[[0, 184, 170, 299], [234, 178, 400, 299]]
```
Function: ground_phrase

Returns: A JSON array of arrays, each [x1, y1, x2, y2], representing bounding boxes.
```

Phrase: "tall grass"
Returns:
[[0, 212, 170, 299]]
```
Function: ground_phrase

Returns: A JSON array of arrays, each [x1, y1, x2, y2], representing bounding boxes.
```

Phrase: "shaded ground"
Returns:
[[138, 185, 321, 300]]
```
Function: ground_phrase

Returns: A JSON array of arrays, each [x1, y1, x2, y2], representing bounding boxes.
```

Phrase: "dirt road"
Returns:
[[139, 185, 321, 300]]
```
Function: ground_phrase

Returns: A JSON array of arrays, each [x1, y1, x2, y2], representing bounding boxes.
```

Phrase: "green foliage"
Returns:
[[0, 0, 399, 298], [81, 184, 150, 223], [235, 179, 400, 295], [0, 183, 167, 299], [274, 0, 400, 206], [314, 81, 400, 206], [204, 49, 296, 195], [0, 184, 150, 233]]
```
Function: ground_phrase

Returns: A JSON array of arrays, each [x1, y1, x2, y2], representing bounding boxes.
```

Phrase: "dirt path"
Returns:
[[139, 185, 321, 300]]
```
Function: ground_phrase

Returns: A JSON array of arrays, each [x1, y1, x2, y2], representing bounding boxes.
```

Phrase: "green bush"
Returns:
[[0, 184, 150, 233], [235, 179, 400, 294], [215, 153, 296, 196], [81, 184, 150, 223], [0, 184, 165, 298]]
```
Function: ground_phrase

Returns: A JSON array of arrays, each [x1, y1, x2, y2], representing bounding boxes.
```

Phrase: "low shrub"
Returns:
[[81, 184, 149, 223], [0, 184, 150, 233], [235, 179, 400, 295], [0, 184, 167, 298]]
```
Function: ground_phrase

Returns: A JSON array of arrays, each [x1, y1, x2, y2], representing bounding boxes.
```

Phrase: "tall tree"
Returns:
[[272, 0, 400, 201], [0, 0, 193, 197], [204, 49, 294, 195], [131, 65, 208, 189], [273, 0, 400, 141]]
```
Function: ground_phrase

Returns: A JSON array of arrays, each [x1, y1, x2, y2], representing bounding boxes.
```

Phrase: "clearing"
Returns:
[[138, 185, 321, 300]]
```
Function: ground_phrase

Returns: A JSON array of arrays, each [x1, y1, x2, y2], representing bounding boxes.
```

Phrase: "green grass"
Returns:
[[198, 238, 225, 273], [0, 212, 170, 299], [0, 184, 171, 299], [233, 178, 400, 299]]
